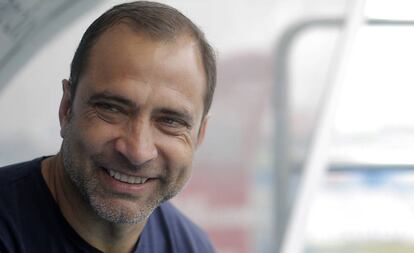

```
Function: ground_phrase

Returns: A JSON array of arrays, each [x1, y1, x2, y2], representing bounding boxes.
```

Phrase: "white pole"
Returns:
[[279, 0, 367, 252]]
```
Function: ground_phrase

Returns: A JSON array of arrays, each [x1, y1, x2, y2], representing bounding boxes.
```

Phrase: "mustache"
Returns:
[[90, 153, 153, 172]]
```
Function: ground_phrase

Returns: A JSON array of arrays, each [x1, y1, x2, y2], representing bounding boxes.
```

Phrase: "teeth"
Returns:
[[106, 169, 148, 185], [114, 172, 121, 180]]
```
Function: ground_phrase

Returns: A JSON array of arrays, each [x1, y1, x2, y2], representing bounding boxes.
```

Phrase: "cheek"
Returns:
[[72, 118, 120, 155], [156, 133, 195, 173]]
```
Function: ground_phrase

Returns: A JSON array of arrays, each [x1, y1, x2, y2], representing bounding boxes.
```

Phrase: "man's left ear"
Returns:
[[196, 114, 210, 147]]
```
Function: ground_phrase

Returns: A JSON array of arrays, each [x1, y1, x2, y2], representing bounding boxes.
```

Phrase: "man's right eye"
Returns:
[[95, 102, 121, 113], [93, 102, 129, 124]]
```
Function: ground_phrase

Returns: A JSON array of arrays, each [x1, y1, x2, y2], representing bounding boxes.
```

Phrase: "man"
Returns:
[[0, 1, 216, 252]]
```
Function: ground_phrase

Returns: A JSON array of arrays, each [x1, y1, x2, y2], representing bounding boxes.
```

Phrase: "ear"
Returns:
[[196, 113, 210, 148], [59, 79, 72, 138]]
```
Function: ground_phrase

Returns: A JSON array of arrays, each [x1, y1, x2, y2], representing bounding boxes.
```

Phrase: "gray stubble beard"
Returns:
[[60, 126, 181, 225]]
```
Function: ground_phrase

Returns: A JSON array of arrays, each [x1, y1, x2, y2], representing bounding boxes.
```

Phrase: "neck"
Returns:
[[41, 154, 145, 253]]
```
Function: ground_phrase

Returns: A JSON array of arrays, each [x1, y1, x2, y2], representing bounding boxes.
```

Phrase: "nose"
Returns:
[[114, 119, 158, 166]]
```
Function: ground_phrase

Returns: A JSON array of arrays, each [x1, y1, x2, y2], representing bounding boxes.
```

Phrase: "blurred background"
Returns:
[[1, 0, 414, 252]]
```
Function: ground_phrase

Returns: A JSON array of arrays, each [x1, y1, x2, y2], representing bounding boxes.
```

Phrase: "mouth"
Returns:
[[103, 168, 149, 185]]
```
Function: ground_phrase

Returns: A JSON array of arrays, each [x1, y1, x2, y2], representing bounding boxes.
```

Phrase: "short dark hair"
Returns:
[[69, 1, 216, 115]]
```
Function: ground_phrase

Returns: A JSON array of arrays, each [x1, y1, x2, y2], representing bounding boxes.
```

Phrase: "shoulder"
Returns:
[[157, 202, 204, 233], [154, 202, 216, 253], [0, 158, 45, 252], [0, 158, 44, 184], [0, 157, 45, 212]]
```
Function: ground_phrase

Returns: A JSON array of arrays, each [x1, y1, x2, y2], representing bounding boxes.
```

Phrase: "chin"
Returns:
[[88, 194, 161, 225]]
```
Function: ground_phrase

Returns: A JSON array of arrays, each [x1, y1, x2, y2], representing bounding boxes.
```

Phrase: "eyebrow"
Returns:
[[88, 91, 137, 108]]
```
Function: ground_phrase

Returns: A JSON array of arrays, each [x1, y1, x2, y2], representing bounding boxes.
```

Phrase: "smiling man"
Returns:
[[0, 2, 216, 253]]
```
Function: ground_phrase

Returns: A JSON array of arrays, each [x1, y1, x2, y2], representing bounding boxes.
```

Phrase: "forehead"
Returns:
[[87, 24, 203, 81], [78, 24, 206, 116]]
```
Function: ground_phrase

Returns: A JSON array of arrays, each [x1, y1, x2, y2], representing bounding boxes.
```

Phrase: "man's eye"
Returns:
[[92, 102, 129, 124], [96, 102, 121, 113], [159, 117, 188, 128]]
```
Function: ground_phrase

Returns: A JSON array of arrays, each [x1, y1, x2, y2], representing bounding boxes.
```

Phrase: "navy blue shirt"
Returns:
[[0, 158, 215, 253]]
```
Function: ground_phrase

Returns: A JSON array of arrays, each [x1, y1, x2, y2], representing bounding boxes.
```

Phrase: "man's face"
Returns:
[[59, 24, 207, 224]]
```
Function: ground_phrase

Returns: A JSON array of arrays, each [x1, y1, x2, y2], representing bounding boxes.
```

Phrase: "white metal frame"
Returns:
[[279, 1, 366, 252]]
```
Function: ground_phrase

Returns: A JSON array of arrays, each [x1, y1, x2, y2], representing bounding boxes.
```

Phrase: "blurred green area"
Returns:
[[308, 241, 414, 253]]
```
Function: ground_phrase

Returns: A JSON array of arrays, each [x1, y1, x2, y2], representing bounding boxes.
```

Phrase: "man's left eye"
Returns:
[[159, 117, 188, 128]]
